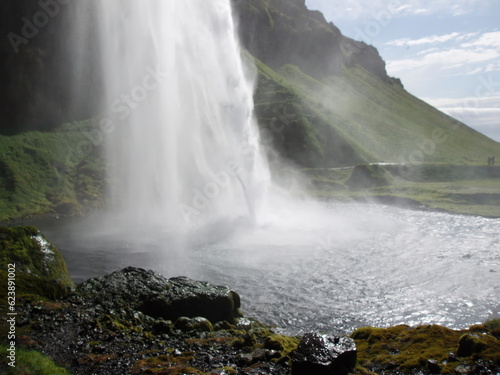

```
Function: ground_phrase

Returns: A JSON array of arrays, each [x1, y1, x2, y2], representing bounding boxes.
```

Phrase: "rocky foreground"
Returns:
[[1, 226, 499, 375]]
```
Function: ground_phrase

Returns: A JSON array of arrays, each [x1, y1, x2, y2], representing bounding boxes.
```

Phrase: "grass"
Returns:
[[0, 120, 105, 222], [305, 164, 500, 217], [351, 321, 500, 374], [277, 63, 500, 166], [0, 344, 72, 375]]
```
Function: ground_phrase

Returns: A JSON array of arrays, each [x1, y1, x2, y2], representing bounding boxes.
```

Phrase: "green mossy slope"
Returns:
[[0, 121, 105, 221]]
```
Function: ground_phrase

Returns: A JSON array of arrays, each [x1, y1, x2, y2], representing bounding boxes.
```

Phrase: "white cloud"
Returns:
[[461, 31, 500, 49], [387, 32, 460, 47], [463, 67, 483, 76], [305, 0, 493, 21], [485, 63, 500, 72], [417, 47, 439, 55], [387, 46, 500, 74], [424, 95, 500, 109], [386, 31, 500, 75]]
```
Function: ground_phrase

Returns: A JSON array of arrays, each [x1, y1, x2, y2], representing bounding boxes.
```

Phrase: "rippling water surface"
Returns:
[[38, 203, 500, 335]]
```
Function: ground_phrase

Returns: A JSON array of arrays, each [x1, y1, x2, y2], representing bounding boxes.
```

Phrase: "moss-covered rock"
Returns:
[[351, 324, 500, 374], [346, 164, 392, 190], [174, 316, 214, 333], [457, 333, 500, 360], [0, 226, 74, 299]]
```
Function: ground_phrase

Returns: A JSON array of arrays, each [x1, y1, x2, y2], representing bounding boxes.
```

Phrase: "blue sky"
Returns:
[[305, 0, 500, 142]]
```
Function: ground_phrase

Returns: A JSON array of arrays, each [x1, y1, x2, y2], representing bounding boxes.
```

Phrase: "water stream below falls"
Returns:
[[36, 203, 500, 336]]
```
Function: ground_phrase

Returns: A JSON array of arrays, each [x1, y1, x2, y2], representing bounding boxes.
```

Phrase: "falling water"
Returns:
[[74, 0, 269, 233]]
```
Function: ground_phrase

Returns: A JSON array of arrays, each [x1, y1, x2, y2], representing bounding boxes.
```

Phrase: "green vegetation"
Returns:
[[0, 226, 74, 300], [351, 322, 500, 374], [0, 344, 72, 375], [0, 121, 105, 222], [268, 62, 500, 167], [304, 164, 500, 217]]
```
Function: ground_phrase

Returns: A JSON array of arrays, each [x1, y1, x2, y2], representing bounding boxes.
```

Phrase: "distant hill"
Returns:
[[233, 0, 500, 167]]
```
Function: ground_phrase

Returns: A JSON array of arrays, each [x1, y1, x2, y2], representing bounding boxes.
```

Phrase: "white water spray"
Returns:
[[76, 0, 269, 233]]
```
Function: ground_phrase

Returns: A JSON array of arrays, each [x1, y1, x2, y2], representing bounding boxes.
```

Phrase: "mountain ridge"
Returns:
[[232, 0, 499, 168]]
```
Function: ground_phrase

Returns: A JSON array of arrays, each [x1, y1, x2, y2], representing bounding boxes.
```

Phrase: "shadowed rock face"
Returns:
[[75, 267, 241, 323], [292, 332, 357, 375], [232, 0, 392, 82], [233, 0, 344, 78]]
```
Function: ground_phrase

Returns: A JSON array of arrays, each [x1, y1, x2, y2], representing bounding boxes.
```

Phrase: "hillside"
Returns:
[[233, 0, 500, 168]]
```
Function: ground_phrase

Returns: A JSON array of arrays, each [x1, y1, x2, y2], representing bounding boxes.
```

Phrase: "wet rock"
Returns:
[[457, 333, 499, 357], [0, 226, 75, 299], [427, 358, 441, 373], [152, 319, 172, 335], [252, 348, 280, 362], [75, 267, 241, 323], [448, 352, 459, 362], [454, 365, 470, 374], [292, 332, 356, 375], [174, 316, 214, 333]]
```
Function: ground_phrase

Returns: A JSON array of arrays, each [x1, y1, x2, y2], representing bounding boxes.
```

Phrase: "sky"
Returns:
[[305, 0, 500, 142]]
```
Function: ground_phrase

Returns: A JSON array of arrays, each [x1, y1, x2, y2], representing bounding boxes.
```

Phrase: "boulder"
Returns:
[[0, 226, 75, 299], [346, 164, 392, 190], [75, 267, 241, 323], [174, 316, 213, 333], [457, 333, 500, 357], [292, 332, 357, 375]]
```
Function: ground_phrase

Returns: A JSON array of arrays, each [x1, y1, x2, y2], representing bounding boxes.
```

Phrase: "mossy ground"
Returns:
[[304, 164, 500, 217], [0, 344, 72, 375], [351, 322, 500, 374], [0, 120, 105, 222]]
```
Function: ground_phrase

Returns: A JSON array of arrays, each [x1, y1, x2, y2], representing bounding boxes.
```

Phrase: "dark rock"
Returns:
[[75, 267, 241, 323], [346, 164, 392, 190], [292, 332, 356, 375], [448, 352, 459, 362], [454, 365, 470, 374], [457, 333, 495, 357], [264, 336, 285, 351], [232, 332, 258, 349], [427, 359, 441, 373], [252, 348, 281, 362], [152, 319, 172, 335], [214, 320, 236, 331]]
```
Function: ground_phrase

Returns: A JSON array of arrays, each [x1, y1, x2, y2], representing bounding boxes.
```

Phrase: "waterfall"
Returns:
[[74, 0, 270, 233]]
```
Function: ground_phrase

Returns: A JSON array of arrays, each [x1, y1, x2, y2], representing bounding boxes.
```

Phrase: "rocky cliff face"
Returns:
[[232, 0, 398, 84], [233, 0, 344, 78], [0, 1, 100, 134]]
